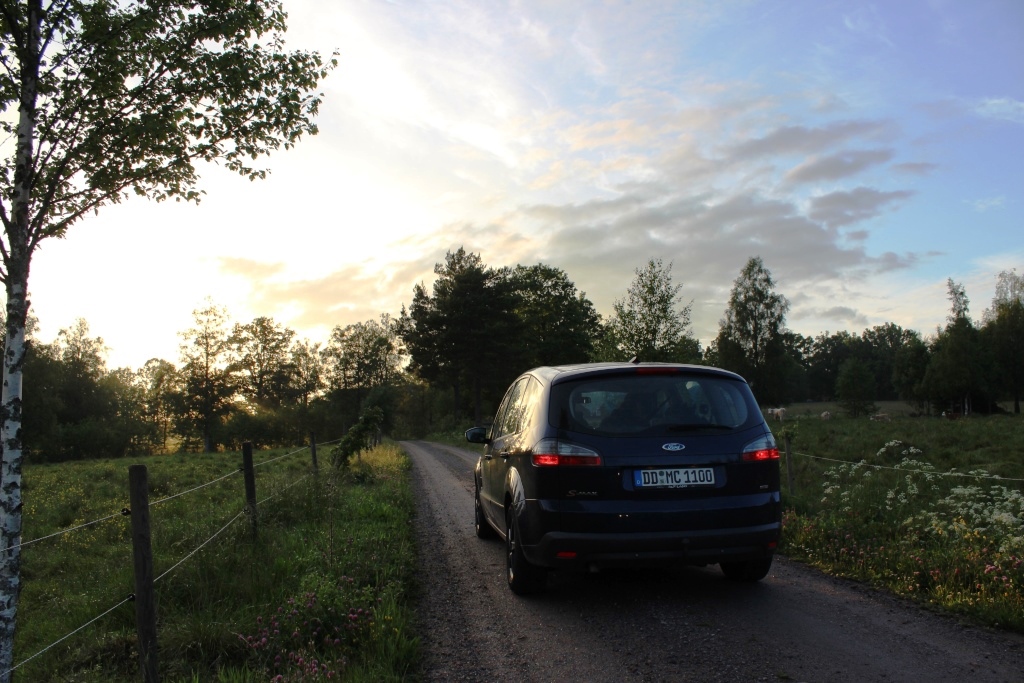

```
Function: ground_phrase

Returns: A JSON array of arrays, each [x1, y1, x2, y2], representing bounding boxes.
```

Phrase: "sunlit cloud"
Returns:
[[17, 0, 1023, 370], [968, 196, 1006, 213], [975, 98, 1024, 124]]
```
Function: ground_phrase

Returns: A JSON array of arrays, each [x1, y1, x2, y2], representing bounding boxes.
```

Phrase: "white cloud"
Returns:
[[16, 0, 1024, 370], [975, 98, 1024, 124], [968, 196, 1006, 212]]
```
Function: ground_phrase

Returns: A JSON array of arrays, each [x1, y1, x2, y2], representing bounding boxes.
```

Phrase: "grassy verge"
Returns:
[[14, 412, 1024, 681], [15, 443, 418, 682], [778, 411, 1024, 631]]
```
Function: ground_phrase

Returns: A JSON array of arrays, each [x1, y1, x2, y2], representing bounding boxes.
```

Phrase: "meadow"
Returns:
[[12, 444, 418, 682], [8, 407, 1024, 680], [778, 403, 1024, 631]]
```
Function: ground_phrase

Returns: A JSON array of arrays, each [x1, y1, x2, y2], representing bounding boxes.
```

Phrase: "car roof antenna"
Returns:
[[629, 356, 640, 364]]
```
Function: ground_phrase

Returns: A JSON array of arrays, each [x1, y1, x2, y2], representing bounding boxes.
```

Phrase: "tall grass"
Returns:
[[779, 410, 1024, 631], [13, 443, 418, 682]]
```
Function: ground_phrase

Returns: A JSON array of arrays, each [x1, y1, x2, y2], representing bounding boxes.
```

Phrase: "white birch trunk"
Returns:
[[0, 300, 27, 682], [0, 2, 41, 679]]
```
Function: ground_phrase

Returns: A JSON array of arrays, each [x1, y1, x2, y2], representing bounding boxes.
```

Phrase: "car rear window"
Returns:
[[550, 372, 756, 435]]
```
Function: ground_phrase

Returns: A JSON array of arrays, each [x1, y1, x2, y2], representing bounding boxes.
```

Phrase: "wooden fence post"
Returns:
[[784, 433, 794, 496], [310, 432, 319, 475], [242, 442, 258, 540], [128, 465, 159, 683]]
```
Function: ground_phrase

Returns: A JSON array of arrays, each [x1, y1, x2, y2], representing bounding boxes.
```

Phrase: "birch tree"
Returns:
[[603, 258, 698, 363], [0, 1, 334, 674], [713, 256, 791, 403]]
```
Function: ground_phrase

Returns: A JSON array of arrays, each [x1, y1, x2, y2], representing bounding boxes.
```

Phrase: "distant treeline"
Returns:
[[15, 251, 1023, 461]]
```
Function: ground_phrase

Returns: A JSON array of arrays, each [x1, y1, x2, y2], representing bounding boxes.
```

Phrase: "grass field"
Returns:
[[9, 407, 1024, 680], [13, 444, 418, 682], [777, 403, 1024, 630]]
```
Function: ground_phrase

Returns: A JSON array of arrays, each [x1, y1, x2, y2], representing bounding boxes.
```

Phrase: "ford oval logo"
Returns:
[[662, 443, 686, 452]]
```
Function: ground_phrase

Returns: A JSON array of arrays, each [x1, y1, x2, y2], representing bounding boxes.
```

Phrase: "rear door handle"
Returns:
[[499, 450, 511, 459]]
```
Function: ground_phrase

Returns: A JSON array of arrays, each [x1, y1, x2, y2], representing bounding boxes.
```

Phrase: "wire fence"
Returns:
[[792, 451, 1024, 483], [4, 437, 335, 680]]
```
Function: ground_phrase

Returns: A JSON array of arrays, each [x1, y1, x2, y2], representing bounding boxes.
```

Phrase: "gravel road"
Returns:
[[402, 440, 1024, 683]]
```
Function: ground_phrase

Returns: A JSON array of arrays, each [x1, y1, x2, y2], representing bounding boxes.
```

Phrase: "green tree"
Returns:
[[603, 259, 700, 363], [982, 269, 1024, 413], [836, 358, 877, 418], [229, 316, 296, 408], [713, 257, 791, 404], [0, 1, 333, 666], [289, 339, 325, 408], [806, 331, 855, 400], [98, 367, 151, 457], [20, 338, 62, 459], [323, 315, 403, 394], [892, 331, 930, 412], [174, 302, 237, 452], [321, 315, 404, 429], [507, 263, 600, 366], [860, 323, 917, 401], [400, 248, 522, 424], [52, 319, 110, 453], [922, 279, 990, 415], [778, 331, 811, 402], [139, 358, 178, 454]]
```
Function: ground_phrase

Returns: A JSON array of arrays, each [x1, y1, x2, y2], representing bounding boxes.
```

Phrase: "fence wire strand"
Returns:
[[7, 511, 125, 554], [257, 473, 313, 506], [154, 509, 247, 585], [794, 451, 1024, 483], [2, 595, 133, 677], [252, 445, 309, 469], [150, 467, 241, 507]]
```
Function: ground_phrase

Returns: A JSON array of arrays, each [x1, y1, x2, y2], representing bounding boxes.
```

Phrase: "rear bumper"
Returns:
[[526, 523, 780, 569], [517, 494, 782, 570]]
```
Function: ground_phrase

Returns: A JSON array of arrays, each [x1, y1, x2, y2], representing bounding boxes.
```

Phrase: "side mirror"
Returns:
[[465, 426, 490, 444]]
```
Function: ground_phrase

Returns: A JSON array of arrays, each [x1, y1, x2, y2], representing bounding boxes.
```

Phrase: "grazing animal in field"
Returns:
[[764, 407, 786, 422], [821, 411, 831, 420], [870, 412, 891, 422]]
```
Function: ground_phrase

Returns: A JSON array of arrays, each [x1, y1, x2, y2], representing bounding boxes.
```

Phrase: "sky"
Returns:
[[24, 0, 1024, 370]]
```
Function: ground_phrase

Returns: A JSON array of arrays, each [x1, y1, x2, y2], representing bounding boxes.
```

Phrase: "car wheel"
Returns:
[[475, 482, 497, 539], [720, 557, 773, 582], [506, 507, 546, 595]]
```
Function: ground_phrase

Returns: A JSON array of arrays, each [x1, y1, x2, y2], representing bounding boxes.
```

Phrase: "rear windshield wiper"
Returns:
[[664, 423, 733, 432]]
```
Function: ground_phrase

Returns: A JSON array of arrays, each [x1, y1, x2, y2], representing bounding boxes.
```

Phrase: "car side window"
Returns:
[[492, 378, 527, 440], [510, 377, 542, 435]]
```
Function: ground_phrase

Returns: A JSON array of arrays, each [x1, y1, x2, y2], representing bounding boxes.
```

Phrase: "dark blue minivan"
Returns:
[[466, 362, 781, 594]]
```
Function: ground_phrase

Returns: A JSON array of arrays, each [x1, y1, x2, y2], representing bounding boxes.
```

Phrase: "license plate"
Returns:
[[634, 467, 715, 488]]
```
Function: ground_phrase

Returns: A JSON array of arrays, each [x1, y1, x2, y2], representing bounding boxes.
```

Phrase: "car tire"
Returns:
[[720, 557, 773, 582], [475, 482, 497, 539], [506, 507, 546, 595]]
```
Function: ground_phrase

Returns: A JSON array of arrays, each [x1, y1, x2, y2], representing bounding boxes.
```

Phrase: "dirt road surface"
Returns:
[[402, 440, 1024, 683]]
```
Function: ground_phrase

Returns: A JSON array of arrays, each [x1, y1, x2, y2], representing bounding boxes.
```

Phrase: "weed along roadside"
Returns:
[[13, 442, 419, 682], [778, 411, 1024, 632]]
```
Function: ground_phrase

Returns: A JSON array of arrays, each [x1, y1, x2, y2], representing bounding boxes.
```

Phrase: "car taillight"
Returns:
[[741, 435, 780, 461], [532, 439, 602, 466]]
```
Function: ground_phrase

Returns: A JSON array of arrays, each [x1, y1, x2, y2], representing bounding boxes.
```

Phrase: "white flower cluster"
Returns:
[[923, 484, 1024, 554]]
